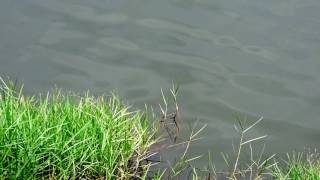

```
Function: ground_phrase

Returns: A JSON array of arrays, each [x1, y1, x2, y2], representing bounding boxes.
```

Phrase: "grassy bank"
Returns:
[[0, 79, 158, 179], [1, 78, 319, 179]]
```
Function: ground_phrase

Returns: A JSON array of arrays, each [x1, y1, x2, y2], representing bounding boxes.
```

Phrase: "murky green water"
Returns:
[[1, 0, 320, 167]]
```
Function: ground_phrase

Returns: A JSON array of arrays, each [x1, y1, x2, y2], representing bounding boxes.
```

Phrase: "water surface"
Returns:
[[1, 0, 320, 168]]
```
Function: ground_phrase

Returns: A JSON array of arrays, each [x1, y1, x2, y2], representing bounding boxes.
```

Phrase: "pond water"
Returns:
[[1, 0, 320, 168]]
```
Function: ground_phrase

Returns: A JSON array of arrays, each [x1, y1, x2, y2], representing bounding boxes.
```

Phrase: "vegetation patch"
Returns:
[[0, 78, 158, 179], [1, 78, 320, 179], [272, 151, 320, 180]]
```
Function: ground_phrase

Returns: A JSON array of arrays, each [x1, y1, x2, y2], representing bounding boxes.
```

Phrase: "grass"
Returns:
[[1, 78, 320, 179], [0, 78, 158, 179], [272, 151, 320, 180], [154, 90, 320, 180], [157, 86, 320, 180]]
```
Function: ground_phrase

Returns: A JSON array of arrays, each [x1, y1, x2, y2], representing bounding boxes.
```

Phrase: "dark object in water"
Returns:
[[160, 110, 180, 142]]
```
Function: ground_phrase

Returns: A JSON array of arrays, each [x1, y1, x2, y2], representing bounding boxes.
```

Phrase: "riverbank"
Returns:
[[1, 78, 319, 179]]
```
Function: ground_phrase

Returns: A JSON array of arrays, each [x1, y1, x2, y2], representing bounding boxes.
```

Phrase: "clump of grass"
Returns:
[[190, 117, 275, 180], [151, 84, 273, 179], [272, 150, 320, 180], [0, 78, 158, 179]]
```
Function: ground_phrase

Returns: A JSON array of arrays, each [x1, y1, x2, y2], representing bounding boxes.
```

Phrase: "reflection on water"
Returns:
[[231, 74, 298, 97], [1, 0, 320, 167], [99, 37, 140, 51]]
